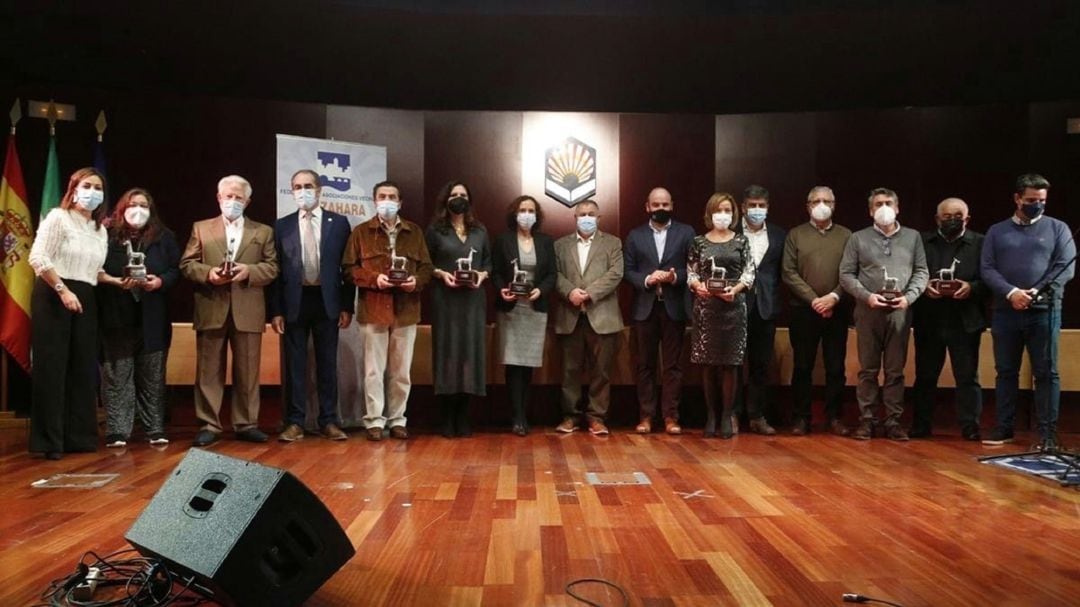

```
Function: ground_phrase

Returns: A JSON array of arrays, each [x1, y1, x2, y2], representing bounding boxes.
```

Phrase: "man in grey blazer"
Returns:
[[554, 200, 625, 435]]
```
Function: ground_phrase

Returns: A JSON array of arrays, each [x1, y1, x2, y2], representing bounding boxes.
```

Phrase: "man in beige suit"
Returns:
[[181, 175, 279, 446], [554, 200, 624, 435]]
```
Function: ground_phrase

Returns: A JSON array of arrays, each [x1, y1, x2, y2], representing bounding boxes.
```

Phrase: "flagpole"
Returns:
[[1, 352, 8, 413]]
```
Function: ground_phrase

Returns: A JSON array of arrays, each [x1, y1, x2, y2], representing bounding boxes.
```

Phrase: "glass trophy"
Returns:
[[509, 258, 533, 296], [123, 240, 148, 283], [706, 256, 736, 295], [219, 241, 239, 280], [387, 244, 411, 284], [878, 266, 903, 302], [454, 247, 478, 286], [931, 258, 960, 297]]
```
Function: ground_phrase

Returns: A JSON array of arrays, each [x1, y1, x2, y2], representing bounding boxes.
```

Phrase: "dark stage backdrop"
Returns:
[[3, 84, 1080, 327]]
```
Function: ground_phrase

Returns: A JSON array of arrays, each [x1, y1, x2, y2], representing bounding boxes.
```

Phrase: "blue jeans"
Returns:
[[991, 306, 1061, 439]]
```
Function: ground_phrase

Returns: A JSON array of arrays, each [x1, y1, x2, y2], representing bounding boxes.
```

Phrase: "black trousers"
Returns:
[[737, 307, 775, 420], [911, 322, 983, 432], [506, 365, 533, 426], [634, 300, 686, 421], [788, 304, 849, 422], [30, 279, 99, 453], [283, 287, 340, 429]]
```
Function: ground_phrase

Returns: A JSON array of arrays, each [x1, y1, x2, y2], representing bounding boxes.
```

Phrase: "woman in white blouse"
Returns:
[[27, 167, 110, 460]]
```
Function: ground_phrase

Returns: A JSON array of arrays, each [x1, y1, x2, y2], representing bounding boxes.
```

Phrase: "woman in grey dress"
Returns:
[[492, 196, 556, 436], [427, 181, 492, 438], [687, 193, 756, 438]]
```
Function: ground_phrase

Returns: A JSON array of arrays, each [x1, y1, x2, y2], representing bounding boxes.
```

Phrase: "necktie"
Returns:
[[302, 212, 319, 284]]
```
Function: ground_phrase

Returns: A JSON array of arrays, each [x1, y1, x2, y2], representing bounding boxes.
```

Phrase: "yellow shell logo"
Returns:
[[545, 137, 597, 207]]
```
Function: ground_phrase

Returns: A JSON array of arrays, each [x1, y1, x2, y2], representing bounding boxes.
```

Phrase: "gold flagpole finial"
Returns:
[[9, 98, 20, 135], [95, 110, 107, 142], [46, 100, 59, 135]]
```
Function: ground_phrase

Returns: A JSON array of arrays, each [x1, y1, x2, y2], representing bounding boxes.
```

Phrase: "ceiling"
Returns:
[[4, 0, 1080, 114]]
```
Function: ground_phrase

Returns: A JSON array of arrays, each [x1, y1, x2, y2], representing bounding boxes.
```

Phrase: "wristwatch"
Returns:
[[54, 282, 67, 293]]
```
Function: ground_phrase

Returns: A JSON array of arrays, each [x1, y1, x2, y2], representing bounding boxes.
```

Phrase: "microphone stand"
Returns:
[[979, 219, 1079, 486]]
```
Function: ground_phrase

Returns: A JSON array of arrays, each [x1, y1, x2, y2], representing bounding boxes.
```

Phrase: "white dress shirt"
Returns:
[[223, 214, 245, 261], [29, 208, 108, 284], [576, 233, 594, 275], [743, 218, 769, 269], [299, 206, 323, 255]]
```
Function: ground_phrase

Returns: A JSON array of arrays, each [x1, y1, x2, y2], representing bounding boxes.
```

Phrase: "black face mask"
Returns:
[[447, 196, 470, 215], [1021, 202, 1045, 220], [650, 209, 672, 224], [939, 218, 964, 238]]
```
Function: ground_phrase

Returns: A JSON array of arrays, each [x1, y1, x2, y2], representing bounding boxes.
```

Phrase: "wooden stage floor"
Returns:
[[1, 425, 1078, 606]]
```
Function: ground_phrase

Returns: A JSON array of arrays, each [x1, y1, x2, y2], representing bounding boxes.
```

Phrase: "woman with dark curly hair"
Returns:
[[97, 188, 181, 447]]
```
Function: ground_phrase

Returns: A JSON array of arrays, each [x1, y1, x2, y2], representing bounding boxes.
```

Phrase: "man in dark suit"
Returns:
[[737, 185, 784, 435], [270, 169, 356, 442], [624, 187, 695, 435]]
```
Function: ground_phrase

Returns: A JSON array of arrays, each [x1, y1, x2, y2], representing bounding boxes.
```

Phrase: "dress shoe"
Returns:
[[664, 418, 682, 435], [105, 434, 128, 448], [366, 427, 384, 441], [556, 418, 578, 433], [885, 425, 909, 441], [588, 419, 610, 435], [193, 429, 220, 447], [829, 419, 850, 437], [981, 427, 1014, 445], [961, 425, 981, 441], [279, 423, 305, 442], [791, 418, 809, 436], [635, 418, 652, 434], [45, 451, 63, 461], [389, 426, 409, 440], [748, 417, 776, 436], [322, 424, 348, 441], [512, 423, 529, 437], [236, 428, 269, 443], [852, 421, 873, 441]]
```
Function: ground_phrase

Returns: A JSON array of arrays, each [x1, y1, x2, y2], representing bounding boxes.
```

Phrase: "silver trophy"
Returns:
[[706, 256, 736, 294], [387, 244, 410, 284], [931, 258, 961, 297], [509, 258, 533, 296], [454, 247, 478, 286], [123, 240, 147, 283], [878, 265, 902, 302], [219, 238, 239, 279]]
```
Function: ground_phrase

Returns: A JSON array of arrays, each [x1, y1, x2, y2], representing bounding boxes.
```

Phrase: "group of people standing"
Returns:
[[26, 168, 1073, 459]]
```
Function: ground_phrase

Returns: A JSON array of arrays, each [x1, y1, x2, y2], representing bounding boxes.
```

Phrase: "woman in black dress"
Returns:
[[97, 188, 181, 447], [687, 193, 756, 438], [426, 181, 491, 437]]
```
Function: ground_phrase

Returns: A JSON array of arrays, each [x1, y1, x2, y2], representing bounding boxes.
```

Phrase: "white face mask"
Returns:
[[517, 212, 537, 230], [294, 188, 318, 210], [810, 202, 833, 222], [712, 212, 732, 230], [74, 187, 105, 211], [873, 204, 897, 227], [376, 200, 400, 221], [125, 206, 150, 229], [220, 199, 245, 221]]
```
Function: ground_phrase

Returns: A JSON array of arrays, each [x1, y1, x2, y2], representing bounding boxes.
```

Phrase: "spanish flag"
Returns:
[[0, 131, 34, 372]]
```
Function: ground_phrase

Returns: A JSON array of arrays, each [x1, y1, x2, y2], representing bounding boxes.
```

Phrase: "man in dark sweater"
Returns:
[[911, 198, 987, 441], [781, 186, 853, 436], [980, 174, 1075, 449], [839, 187, 928, 441]]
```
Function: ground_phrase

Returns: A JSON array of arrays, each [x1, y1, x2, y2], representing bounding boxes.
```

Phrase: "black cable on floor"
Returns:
[[565, 577, 630, 607]]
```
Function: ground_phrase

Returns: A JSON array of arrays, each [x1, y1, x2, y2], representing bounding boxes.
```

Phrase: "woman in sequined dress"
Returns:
[[687, 193, 756, 438]]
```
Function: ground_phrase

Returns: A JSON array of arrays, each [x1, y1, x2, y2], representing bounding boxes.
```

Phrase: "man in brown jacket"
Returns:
[[181, 175, 279, 446], [553, 200, 625, 435], [342, 180, 433, 441]]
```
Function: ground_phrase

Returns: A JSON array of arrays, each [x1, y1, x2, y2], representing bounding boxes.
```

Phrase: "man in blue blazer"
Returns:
[[624, 187, 695, 434], [737, 185, 784, 435], [270, 169, 356, 442]]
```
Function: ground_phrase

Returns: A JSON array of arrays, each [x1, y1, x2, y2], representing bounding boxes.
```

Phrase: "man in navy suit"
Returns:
[[624, 187, 695, 434], [270, 169, 356, 442], [737, 185, 784, 435]]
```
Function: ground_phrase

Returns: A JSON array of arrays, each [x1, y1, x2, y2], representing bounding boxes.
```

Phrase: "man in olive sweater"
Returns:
[[781, 186, 853, 436], [839, 187, 928, 441]]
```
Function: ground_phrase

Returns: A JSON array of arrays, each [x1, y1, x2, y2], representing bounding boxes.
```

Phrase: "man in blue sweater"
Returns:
[[980, 174, 1075, 449]]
